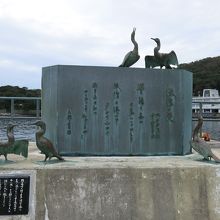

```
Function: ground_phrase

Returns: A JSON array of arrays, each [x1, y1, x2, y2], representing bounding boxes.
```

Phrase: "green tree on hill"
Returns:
[[179, 56, 220, 95], [0, 85, 41, 112]]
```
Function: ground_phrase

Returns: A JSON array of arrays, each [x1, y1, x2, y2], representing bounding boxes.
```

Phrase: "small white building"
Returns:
[[192, 89, 220, 113]]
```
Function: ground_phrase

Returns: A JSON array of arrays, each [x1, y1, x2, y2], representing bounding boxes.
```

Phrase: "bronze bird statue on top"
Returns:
[[0, 123, 15, 160], [190, 114, 220, 162], [119, 27, 140, 67], [32, 120, 64, 161], [145, 38, 178, 69]]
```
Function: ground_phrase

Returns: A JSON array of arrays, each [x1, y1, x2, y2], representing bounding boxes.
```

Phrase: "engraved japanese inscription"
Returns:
[[67, 109, 72, 135], [0, 176, 30, 215], [151, 113, 160, 139], [166, 87, 176, 122], [92, 82, 98, 115]]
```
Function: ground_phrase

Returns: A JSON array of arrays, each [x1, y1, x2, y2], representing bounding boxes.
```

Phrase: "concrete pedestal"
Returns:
[[1, 143, 220, 220], [42, 65, 192, 156]]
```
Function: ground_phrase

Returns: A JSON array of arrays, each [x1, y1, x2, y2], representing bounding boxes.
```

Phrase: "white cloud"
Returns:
[[0, 0, 220, 88], [0, 59, 38, 72]]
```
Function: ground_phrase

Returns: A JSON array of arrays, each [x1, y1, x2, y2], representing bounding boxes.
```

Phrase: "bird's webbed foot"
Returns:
[[165, 65, 172, 69], [44, 155, 48, 162], [4, 154, 8, 161], [202, 157, 210, 161]]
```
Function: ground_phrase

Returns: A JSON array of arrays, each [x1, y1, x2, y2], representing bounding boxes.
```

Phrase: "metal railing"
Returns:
[[0, 97, 41, 118], [0, 96, 219, 120], [192, 98, 220, 120]]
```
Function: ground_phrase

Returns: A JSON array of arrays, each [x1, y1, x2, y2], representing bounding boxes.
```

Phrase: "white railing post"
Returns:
[[11, 98, 15, 118], [36, 99, 40, 118], [0, 96, 41, 119], [199, 102, 203, 137], [199, 102, 202, 115]]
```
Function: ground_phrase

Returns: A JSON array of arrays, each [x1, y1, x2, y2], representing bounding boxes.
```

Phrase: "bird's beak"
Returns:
[[31, 122, 37, 126], [151, 38, 155, 41]]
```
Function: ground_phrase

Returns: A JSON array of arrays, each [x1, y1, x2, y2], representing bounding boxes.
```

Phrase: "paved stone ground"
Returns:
[[1, 141, 220, 170]]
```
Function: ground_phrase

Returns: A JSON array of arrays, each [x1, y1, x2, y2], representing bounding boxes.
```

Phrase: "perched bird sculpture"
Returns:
[[190, 114, 220, 162], [144, 55, 158, 68], [0, 123, 15, 160], [32, 121, 64, 161], [119, 27, 140, 67], [145, 38, 178, 69], [0, 123, 28, 161]]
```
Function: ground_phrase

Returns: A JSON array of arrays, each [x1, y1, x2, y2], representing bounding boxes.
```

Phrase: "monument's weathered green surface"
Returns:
[[42, 65, 192, 156]]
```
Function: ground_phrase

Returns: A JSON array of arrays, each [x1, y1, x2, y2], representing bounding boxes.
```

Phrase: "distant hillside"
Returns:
[[0, 86, 41, 112], [1, 56, 220, 98], [0, 85, 40, 97], [179, 56, 220, 95]]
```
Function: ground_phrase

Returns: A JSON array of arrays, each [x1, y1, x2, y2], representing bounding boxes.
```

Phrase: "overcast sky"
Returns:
[[0, 0, 220, 89]]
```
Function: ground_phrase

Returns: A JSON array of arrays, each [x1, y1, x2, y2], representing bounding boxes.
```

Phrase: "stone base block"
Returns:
[[42, 65, 192, 156]]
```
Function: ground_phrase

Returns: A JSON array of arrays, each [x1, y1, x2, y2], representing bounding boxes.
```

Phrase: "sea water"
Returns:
[[0, 118, 36, 141], [0, 118, 220, 142], [192, 120, 220, 140]]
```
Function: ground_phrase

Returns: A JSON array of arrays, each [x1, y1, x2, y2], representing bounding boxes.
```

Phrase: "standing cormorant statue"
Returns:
[[119, 27, 140, 67], [32, 121, 64, 161], [145, 38, 178, 69], [0, 123, 15, 160], [0, 123, 29, 161], [191, 114, 220, 162]]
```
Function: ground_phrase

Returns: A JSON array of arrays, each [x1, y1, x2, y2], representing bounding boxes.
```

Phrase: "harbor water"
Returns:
[[0, 118, 37, 141], [0, 118, 220, 142], [192, 120, 220, 140]]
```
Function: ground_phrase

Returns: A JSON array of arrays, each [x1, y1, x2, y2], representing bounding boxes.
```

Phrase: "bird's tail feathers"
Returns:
[[211, 153, 220, 163], [56, 154, 64, 161]]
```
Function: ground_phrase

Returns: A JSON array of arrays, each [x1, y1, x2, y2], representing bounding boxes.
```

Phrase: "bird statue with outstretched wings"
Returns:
[[145, 38, 178, 69]]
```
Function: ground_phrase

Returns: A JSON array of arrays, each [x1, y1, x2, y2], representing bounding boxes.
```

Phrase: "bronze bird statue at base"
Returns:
[[190, 114, 220, 162], [0, 123, 15, 160], [147, 37, 178, 69], [119, 27, 140, 67], [32, 121, 64, 162]]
